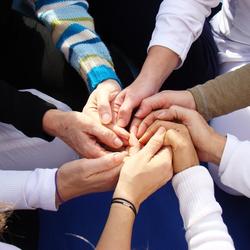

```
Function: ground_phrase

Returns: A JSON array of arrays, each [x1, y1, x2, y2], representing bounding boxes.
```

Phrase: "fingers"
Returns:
[[137, 110, 164, 138], [97, 90, 113, 124], [129, 117, 142, 136], [76, 132, 108, 158], [109, 124, 130, 142], [135, 92, 167, 118], [90, 124, 124, 149], [139, 120, 184, 145], [164, 127, 189, 150], [87, 151, 127, 175], [157, 105, 198, 125], [128, 133, 140, 155], [117, 96, 135, 127], [140, 127, 166, 160]]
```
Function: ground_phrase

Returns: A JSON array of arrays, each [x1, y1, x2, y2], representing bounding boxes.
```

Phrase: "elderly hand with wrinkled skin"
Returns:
[[43, 80, 130, 158], [83, 80, 131, 145]]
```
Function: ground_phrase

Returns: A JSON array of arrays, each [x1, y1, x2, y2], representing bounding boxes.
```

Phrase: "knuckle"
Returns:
[[140, 99, 148, 107]]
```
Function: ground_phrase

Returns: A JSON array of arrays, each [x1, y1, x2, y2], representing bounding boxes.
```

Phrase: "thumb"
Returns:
[[97, 89, 113, 124], [140, 127, 166, 160], [88, 152, 127, 175], [117, 96, 135, 127]]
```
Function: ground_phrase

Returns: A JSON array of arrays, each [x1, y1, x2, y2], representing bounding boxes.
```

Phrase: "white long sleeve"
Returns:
[[173, 166, 234, 250], [0, 242, 21, 250], [0, 168, 57, 211], [149, 0, 220, 67], [219, 134, 250, 197]]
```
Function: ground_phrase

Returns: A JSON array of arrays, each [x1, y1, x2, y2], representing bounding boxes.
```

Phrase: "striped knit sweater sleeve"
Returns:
[[30, 0, 120, 92]]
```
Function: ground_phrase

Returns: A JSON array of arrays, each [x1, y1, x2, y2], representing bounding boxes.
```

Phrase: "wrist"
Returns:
[[56, 164, 87, 204], [42, 109, 64, 137], [184, 91, 196, 110], [174, 147, 199, 174], [208, 133, 226, 165], [113, 184, 141, 212], [100, 79, 121, 87], [139, 46, 179, 88]]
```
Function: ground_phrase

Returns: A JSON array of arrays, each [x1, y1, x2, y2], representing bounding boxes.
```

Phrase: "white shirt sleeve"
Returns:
[[219, 134, 250, 197], [0, 242, 21, 250], [172, 166, 234, 250], [149, 0, 220, 67], [0, 168, 57, 211]]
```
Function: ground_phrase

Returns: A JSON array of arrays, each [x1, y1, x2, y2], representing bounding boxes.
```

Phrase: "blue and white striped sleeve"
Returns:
[[31, 0, 120, 91]]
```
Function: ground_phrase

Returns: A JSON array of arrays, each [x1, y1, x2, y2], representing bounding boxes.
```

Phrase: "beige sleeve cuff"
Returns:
[[188, 64, 250, 121]]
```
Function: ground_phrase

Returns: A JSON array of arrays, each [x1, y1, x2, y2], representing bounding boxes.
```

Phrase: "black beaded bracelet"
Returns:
[[111, 198, 137, 217]]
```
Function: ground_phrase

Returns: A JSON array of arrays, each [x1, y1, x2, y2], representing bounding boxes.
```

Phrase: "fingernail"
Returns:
[[102, 113, 111, 123], [114, 138, 123, 147]]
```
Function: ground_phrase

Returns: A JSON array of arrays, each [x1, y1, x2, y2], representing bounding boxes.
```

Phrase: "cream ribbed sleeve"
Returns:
[[172, 166, 235, 250]]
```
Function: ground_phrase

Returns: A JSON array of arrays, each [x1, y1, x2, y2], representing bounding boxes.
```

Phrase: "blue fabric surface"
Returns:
[[38, 181, 250, 250]]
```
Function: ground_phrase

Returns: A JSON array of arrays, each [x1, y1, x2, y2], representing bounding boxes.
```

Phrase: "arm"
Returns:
[[32, 0, 120, 91], [0, 169, 57, 211], [188, 64, 250, 121], [0, 152, 126, 211], [114, 0, 219, 127], [96, 204, 134, 250], [135, 0, 221, 88], [149, 0, 219, 69], [162, 123, 234, 249], [0, 80, 56, 141], [173, 166, 235, 250], [96, 128, 173, 249], [135, 63, 250, 125], [219, 134, 250, 197]]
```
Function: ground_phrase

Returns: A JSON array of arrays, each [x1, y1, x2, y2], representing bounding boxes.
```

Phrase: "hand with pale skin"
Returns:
[[96, 127, 173, 250], [83, 79, 130, 145], [42, 80, 130, 158], [163, 123, 199, 174], [114, 46, 179, 129], [114, 127, 173, 211], [56, 151, 127, 207], [43, 109, 126, 158], [139, 105, 226, 165], [130, 90, 196, 136]]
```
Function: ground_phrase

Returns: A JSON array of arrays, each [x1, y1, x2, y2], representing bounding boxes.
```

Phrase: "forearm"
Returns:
[[137, 46, 179, 89], [33, 0, 120, 91], [96, 204, 134, 250], [173, 166, 234, 250], [0, 169, 57, 211], [188, 64, 250, 121], [149, 0, 219, 67]]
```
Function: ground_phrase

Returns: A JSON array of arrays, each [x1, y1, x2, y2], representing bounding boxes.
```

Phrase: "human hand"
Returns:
[[83, 80, 130, 145], [43, 109, 126, 158], [130, 90, 196, 136], [113, 127, 173, 211], [91, 79, 121, 124], [56, 151, 127, 206], [164, 123, 199, 174], [139, 106, 226, 165], [113, 78, 161, 128]]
